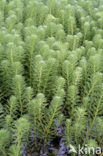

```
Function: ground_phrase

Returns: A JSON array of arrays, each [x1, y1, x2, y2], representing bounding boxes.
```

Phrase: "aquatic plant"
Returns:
[[0, 0, 103, 155]]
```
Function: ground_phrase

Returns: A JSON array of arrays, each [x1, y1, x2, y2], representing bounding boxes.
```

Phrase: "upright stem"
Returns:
[[0, 148, 7, 156], [83, 95, 103, 146], [18, 84, 23, 117]]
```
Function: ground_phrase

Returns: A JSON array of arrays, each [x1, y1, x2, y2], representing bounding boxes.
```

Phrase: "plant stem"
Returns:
[[0, 148, 7, 156], [82, 94, 103, 146]]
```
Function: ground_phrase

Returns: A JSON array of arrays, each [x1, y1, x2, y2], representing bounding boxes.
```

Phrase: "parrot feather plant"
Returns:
[[0, 0, 103, 155]]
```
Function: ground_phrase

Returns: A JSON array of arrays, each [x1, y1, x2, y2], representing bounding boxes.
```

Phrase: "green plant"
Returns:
[[0, 0, 103, 155]]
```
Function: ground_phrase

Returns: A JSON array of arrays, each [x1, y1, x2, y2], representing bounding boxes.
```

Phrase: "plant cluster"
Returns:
[[0, 0, 103, 155]]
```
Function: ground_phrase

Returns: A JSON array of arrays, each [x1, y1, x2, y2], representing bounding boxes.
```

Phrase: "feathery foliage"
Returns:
[[0, 0, 103, 155]]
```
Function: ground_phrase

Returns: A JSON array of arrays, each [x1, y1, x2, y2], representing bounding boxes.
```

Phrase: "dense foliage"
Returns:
[[0, 0, 103, 155]]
